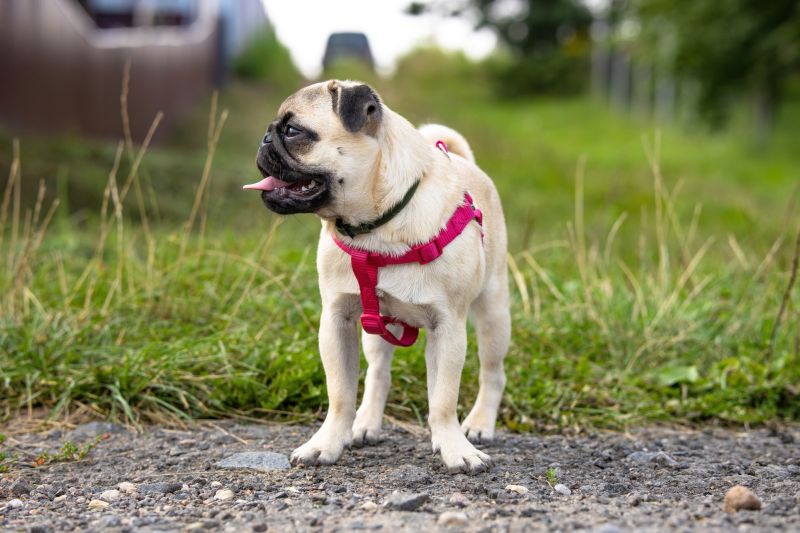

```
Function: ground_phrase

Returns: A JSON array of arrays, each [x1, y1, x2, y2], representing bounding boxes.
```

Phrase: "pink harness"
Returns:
[[332, 145, 483, 347]]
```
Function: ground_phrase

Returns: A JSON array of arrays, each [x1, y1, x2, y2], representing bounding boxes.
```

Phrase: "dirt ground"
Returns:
[[1, 421, 798, 532]]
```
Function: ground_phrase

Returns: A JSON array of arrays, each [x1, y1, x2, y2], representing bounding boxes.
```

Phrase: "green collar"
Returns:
[[335, 180, 420, 238]]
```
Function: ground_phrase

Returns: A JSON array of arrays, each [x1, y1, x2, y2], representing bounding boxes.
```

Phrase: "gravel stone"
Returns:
[[65, 422, 124, 441], [723, 485, 762, 513], [6, 499, 24, 509], [554, 484, 572, 496], [437, 511, 469, 527], [99, 489, 120, 502], [627, 451, 680, 468], [449, 492, 470, 507], [138, 482, 182, 494], [10, 479, 32, 496], [383, 491, 430, 511], [1, 422, 797, 532], [505, 484, 529, 495], [87, 499, 109, 511], [592, 525, 624, 533], [216, 451, 291, 472], [97, 515, 122, 528], [214, 489, 235, 501], [118, 482, 137, 493]]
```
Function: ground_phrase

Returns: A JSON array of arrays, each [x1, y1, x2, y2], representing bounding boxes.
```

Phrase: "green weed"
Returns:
[[546, 467, 559, 486], [0, 434, 8, 473], [34, 435, 105, 466]]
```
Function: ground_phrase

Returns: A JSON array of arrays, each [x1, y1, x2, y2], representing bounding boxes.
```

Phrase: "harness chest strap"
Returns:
[[332, 193, 483, 347]]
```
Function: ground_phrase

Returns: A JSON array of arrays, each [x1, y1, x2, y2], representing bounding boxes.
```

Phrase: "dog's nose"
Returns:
[[262, 131, 272, 145]]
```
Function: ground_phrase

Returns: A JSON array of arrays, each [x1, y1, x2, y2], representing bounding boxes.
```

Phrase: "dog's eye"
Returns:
[[285, 125, 302, 138], [262, 131, 272, 144]]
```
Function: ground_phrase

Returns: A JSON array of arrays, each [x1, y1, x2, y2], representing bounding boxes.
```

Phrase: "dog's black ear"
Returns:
[[329, 81, 382, 135]]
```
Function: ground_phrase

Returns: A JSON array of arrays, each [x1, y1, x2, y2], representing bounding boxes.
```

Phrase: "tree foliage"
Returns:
[[409, 0, 593, 95], [633, 0, 800, 129]]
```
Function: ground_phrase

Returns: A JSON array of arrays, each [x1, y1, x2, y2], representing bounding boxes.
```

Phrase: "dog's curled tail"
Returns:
[[418, 124, 475, 163]]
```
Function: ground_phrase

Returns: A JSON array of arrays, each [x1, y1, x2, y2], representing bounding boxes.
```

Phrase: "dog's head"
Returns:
[[248, 80, 385, 216]]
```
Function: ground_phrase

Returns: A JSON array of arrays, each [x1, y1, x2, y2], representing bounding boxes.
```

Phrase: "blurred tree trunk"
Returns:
[[753, 82, 777, 150]]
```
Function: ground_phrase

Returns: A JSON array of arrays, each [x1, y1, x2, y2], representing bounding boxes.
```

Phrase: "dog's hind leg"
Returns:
[[352, 330, 395, 446], [462, 274, 510, 443]]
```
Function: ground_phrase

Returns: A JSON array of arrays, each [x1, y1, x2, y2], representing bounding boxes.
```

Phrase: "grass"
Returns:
[[546, 467, 559, 486], [0, 429, 108, 471], [1, 53, 799, 431]]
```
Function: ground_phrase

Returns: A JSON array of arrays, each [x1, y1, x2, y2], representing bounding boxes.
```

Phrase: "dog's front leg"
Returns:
[[290, 300, 360, 466], [352, 330, 395, 446], [427, 315, 494, 474]]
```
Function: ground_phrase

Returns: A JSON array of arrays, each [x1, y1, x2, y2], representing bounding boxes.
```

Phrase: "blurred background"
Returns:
[[0, 0, 798, 427], [1, 0, 798, 238]]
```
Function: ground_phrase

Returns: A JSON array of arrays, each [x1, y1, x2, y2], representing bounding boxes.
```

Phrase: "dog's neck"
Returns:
[[324, 109, 464, 252], [372, 108, 432, 214]]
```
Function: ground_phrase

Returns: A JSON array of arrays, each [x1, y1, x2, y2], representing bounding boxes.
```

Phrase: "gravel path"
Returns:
[[1, 421, 798, 532]]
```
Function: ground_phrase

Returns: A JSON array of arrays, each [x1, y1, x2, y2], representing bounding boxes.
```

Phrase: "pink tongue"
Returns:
[[242, 176, 291, 191]]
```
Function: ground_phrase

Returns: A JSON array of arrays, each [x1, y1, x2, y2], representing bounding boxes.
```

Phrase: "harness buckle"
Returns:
[[416, 239, 443, 264]]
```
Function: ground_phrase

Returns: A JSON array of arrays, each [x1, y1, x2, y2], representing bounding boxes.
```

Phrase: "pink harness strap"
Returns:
[[332, 192, 483, 347]]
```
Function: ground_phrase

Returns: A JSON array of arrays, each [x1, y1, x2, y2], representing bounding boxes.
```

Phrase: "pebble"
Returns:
[[11, 479, 32, 496], [7, 498, 24, 509], [138, 482, 182, 494], [65, 421, 124, 441], [118, 482, 137, 493], [437, 511, 469, 527], [100, 489, 121, 502], [214, 489, 235, 501], [724, 485, 762, 513], [505, 484, 529, 495], [591, 525, 623, 533], [554, 484, 572, 496], [216, 451, 291, 472], [449, 492, 471, 507], [88, 499, 109, 510], [53, 495, 67, 503], [627, 451, 680, 468], [98, 515, 122, 528], [383, 491, 430, 511], [361, 501, 378, 511]]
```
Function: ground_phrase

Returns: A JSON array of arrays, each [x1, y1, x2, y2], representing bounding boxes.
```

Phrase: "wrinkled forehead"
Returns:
[[277, 82, 334, 123]]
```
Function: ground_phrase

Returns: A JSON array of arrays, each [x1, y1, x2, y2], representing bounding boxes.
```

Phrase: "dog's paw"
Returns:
[[461, 412, 496, 444], [433, 431, 494, 474], [351, 408, 383, 447], [351, 423, 382, 447], [290, 427, 350, 467]]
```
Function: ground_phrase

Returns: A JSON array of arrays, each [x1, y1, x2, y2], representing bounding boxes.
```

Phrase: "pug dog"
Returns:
[[244, 80, 510, 473]]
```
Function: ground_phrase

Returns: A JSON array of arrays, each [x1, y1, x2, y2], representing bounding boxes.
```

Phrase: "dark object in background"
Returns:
[[0, 0, 268, 142], [76, 0, 200, 29], [322, 33, 374, 72]]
